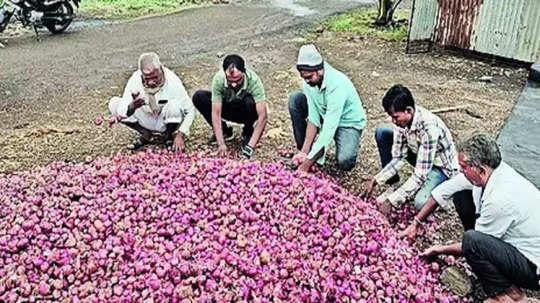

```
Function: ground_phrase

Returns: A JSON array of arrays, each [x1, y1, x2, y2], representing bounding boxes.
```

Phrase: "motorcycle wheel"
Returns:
[[45, 2, 74, 34]]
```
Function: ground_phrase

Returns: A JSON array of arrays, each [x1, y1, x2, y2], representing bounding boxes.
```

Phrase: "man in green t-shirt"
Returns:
[[193, 54, 268, 158]]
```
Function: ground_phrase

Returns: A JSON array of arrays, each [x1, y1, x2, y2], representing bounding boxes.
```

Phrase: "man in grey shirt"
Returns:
[[410, 133, 540, 302]]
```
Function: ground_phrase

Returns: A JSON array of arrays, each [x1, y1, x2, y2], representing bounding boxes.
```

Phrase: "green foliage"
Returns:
[[80, 0, 210, 19], [324, 9, 409, 41]]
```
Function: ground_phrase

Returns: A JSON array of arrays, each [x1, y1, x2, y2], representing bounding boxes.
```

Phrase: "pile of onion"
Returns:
[[0, 150, 467, 302]]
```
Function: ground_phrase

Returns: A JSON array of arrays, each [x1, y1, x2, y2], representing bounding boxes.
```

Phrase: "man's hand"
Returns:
[[361, 177, 377, 200], [217, 144, 228, 157], [240, 144, 254, 159], [420, 245, 443, 257], [292, 152, 307, 166], [297, 160, 312, 173], [130, 92, 146, 110], [377, 199, 393, 215], [172, 132, 185, 152], [398, 221, 419, 242]]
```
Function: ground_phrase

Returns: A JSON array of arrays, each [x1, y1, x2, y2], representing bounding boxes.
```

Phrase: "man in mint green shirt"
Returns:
[[289, 44, 367, 172]]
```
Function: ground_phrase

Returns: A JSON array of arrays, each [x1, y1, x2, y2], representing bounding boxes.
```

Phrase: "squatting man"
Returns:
[[362, 84, 459, 214], [415, 133, 540, 302], [108, 52, 195, 152], [192, 54, 268, 159], [289, 44, 367, 173]]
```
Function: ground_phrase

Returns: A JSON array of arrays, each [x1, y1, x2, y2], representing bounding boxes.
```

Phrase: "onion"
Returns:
[[0, 150, 463, 302]]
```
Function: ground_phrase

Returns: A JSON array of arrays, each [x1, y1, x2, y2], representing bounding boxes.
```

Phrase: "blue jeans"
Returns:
[[288, 91, 362, 171], [375, 126, 447, 209]]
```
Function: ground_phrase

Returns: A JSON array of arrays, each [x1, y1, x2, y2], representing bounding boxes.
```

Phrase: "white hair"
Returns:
[[138, 52, 161, 71]]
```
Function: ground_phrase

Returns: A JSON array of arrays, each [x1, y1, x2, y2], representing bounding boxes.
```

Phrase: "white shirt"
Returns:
[[117, 67, 195, 135], [432, 162, 540, 268]]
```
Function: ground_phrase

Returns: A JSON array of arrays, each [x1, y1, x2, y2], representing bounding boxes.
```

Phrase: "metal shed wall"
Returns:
[[408, 0, 540, 62], [408, 0, 439, 41]]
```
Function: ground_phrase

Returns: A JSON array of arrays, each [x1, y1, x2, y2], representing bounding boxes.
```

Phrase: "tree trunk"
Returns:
[[375, 0, 402, 26], [375, 0, 393, 25]]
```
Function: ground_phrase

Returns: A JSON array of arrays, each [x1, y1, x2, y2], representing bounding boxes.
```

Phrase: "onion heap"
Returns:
[[0, 150, 468, 302]]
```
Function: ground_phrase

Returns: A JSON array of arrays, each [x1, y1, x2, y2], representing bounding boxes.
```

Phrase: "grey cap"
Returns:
[[296, 44, 324, 71]]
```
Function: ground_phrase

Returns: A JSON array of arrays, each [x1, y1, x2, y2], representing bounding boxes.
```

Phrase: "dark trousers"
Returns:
[[288, 91, 362, 171], [192, 90, 258, 136], [454, 191, 540, 297]]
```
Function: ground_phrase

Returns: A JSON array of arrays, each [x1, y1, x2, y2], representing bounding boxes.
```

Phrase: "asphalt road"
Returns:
[[0, 0, 375, 124]]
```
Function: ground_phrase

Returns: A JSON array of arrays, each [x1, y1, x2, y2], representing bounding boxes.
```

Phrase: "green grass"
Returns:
[[79, 0, 210, 19], [324, 9, 409, 41]]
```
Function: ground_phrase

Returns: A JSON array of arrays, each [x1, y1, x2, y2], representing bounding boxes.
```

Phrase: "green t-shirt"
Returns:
[[211, 68, 266, 104]]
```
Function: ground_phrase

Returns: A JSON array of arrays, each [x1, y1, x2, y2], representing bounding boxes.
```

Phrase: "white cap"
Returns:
[[296, 44, 324, 71]]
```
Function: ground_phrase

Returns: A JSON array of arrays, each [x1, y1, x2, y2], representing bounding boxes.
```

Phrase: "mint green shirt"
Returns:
[[304, 62, 367, 162], [211, 68, 266, 103]]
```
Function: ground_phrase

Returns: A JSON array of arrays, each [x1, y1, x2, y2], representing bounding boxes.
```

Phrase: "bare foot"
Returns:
[[505, 286, 526, 302], [485, 286, 528, 303], [485, 294, 514, 303]]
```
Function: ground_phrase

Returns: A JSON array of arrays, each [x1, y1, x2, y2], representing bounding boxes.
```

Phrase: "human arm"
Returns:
[[364, 128, 408, 199], [119, 73, 145, 117], [398, 196, 439, 241], [164, 123, 185, 152], [210, 72, 228, 156], [173, 82, 196, 137], [211, 102, 227, 156], [305, 88, 346, 161], [247, 101, 268, 148], [385, 126, 441, 206], [297, 148, 323, 173], [293, 121, 319, 167], [421, 243, 462, 257], [173, 132, 185, 152], [126, 96, 145, 117], [399, 174, 473, 241]]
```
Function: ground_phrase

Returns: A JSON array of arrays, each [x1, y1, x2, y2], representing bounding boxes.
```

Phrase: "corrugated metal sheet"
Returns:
[[435, 0, 483, 50], [408, 0, 438, 41], [474, 0, 540, 62], [408, 0, 540, 62]]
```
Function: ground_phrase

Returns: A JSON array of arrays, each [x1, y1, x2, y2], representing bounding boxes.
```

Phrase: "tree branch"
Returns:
[[387, 0, 404, 23]]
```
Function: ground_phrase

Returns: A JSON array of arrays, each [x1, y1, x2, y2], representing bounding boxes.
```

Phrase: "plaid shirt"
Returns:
[[374, 106, 459, 206]]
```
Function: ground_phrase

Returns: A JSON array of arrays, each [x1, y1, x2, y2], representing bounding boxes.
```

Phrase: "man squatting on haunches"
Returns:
[[108, 52, 195, 151], [362, 84, 460, 214], [409, 133, 540, 302], [192, 55, 268, 159], [289, 44, 367, 173]]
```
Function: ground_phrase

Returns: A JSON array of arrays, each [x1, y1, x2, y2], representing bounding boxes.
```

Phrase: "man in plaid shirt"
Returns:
[[363, 84, 459, 213]]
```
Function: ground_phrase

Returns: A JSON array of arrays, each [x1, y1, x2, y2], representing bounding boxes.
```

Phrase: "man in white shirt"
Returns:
[[108, 52, 195, 151], [416, 133, 540, 302]]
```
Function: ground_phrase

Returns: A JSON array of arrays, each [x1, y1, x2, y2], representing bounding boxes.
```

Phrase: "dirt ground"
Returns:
[[0, 29, 526, 178], [0, 8, 534, 299]]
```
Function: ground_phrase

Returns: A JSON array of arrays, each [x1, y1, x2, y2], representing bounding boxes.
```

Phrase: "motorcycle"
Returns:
[[0, 0, 80, 36]]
